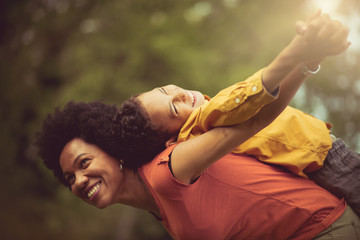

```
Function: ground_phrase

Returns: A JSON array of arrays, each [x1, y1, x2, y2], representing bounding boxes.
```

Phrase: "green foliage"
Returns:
[[1, 0, 359, 239]]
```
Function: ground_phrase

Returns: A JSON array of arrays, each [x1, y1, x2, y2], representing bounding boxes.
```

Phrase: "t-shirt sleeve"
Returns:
[[143, 144, 192, 199]]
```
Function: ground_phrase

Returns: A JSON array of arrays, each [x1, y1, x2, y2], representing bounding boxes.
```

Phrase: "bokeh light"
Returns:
[[307, 0, 341, 15]]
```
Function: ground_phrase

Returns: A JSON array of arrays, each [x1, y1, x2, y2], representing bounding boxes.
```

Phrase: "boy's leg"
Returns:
[[312, 205, 360, 240], [308, 138, 360, 216]]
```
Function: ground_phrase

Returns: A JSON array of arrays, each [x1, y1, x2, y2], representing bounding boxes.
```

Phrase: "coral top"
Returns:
[[139, 145, 345, 240]]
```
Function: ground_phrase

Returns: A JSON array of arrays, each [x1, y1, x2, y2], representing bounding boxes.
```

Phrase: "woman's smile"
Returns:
[[59, 138, 125, 209], [86, 181, 101, 200]]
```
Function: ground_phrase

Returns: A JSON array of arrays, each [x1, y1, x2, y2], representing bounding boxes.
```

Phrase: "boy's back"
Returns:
[[177, 70, 332, 177]]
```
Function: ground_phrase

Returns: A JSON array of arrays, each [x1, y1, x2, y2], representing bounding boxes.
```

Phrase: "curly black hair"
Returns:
[[35, 101, 120, 186], [36, 99, 171, 187], [112, 96, 171, 169]]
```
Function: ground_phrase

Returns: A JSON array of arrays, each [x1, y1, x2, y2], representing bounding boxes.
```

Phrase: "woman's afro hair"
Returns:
[[35, 101, 120, 186], [36, 98, 171, 187]]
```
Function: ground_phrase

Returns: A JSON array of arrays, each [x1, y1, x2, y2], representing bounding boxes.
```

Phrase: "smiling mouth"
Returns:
[[87, 182, 101, 199], [187, 91, 195, 107]]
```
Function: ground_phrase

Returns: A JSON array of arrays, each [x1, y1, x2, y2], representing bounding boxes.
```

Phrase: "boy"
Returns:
[[118, 11, 359, 215]]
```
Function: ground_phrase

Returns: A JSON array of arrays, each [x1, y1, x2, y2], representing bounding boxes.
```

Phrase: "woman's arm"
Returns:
[[170, 12, 350, 184]]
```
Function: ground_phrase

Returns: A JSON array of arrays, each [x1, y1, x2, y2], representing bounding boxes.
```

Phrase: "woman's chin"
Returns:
[[89, 200, 110, 209], [93, 196, 117, 209], [95, 203, 108, 209]]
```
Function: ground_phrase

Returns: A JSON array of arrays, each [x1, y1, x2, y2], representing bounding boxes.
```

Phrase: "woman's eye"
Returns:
[[80, 158, 90, 168], [67, 175, 75, 185]]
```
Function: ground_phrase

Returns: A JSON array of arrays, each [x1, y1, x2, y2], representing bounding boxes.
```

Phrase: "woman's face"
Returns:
[[59, 138, 124, 209], [138, 84, 205, 136]]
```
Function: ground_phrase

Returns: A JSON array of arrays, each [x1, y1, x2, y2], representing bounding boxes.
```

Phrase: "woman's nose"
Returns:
[[73, 173, 88, 191]]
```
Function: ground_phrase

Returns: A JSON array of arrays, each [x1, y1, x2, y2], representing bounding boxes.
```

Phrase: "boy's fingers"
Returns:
[[305, 13, 332, 40], [307, 9, 322, 23], [305, 20, 321, 41], [319, 20, 349, 43], [332, 20, 342, 29], [320, 13, 332, 23], [297, 11, 350, 58], [326, 41, 351, 55], [296, 21, 307, 35], [303, 10, 324, 39], [326, 26, 351, 55], [317, 21, 336, 40], [312, 15, 345, 42], [330, 26, 350, 46]]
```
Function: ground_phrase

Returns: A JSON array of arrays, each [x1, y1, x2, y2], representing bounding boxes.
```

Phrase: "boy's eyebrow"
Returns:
[[157, 88, 175, 117]]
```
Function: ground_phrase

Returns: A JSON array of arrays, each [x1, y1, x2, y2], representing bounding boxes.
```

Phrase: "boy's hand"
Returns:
[[291, 10, 351, 64]]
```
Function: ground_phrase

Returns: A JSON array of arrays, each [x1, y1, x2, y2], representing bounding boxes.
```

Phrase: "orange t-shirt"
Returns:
[[139, 145, 345, 240]]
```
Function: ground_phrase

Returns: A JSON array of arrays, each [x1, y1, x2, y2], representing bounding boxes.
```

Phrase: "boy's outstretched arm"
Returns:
[[180, 11, 350, 138], [261, 10, 350, 116], [171, 12, 350, 184], [262, 10, 350, 94]]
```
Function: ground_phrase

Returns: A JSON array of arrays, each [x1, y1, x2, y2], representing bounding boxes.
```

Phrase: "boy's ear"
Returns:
[[165, 135, 178, 148]]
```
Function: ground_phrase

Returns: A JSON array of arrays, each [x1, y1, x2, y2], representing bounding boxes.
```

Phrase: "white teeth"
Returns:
[[187, 91, 195, 106], [87, 183, 100, 198]]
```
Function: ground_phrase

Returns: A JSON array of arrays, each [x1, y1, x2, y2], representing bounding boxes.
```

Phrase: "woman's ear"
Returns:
[[165, 135, 178, 148]]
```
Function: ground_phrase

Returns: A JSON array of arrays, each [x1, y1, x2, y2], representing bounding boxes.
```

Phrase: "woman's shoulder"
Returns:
[[139, 144, 191, 195]]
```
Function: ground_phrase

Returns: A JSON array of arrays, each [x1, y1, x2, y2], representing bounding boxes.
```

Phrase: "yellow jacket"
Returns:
[[178, 69, 332, 177]]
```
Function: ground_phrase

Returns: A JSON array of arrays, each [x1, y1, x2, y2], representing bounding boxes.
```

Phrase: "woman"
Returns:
[[36, 100, 359, 239], [36, 13, 359, 239]]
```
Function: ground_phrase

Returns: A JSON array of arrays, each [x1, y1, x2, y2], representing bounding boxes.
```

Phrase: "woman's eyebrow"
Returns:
[[62, 153, 88, 176], [72, 153, 88, 167]]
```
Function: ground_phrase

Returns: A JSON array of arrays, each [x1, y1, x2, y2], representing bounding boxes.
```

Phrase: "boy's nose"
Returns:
[[172, 89, 187, 102]]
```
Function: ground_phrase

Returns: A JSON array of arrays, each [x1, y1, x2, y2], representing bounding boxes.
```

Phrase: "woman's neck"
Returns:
[[117, 169, 160, 217]]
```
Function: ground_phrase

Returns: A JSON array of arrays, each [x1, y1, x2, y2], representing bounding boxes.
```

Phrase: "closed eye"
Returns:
[[172, 103, 178, 114], [159, 87, 167, 94], [159, 87, 178, 116]]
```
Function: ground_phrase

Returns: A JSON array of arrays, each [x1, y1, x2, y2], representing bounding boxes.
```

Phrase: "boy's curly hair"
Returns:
[[113, 96, 171, 169], [36, 99, 171, 186]]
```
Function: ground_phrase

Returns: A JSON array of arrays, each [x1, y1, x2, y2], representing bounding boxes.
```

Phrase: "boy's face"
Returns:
[[138, 84, 205, 136]]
